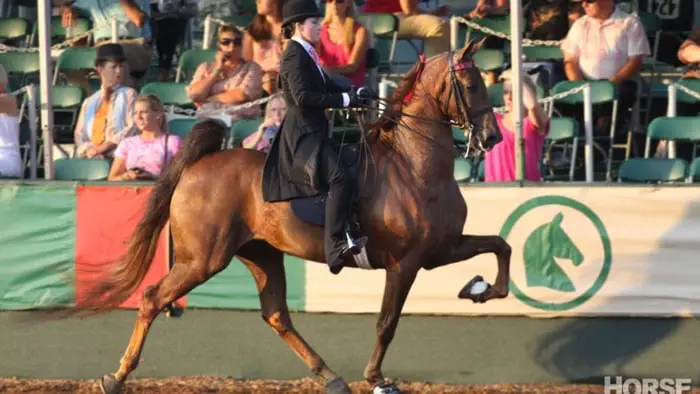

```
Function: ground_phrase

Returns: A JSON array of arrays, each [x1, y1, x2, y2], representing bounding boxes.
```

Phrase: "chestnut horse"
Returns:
[[76, 42, 512, 394]]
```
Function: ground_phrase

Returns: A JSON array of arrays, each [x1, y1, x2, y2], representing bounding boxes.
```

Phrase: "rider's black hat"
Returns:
[[282, 0, 322, 27]]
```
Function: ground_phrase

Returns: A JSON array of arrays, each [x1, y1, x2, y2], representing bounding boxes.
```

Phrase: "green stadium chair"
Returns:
[[454, 157, 474, 183], [229, 118, 263, 148], [0, 52, 40, 87], [675, 79, 700, 104], [523, 45, 563, 61], [168, 118, 199, 139], [644, 116, 700, 161], [52, 47, 97, 85], [176, 49, 216, 82], [357, 13, 399, 75], [550, 80, 622, 180], [617, 158, 688, 183], [542, 117, 579, 181], [473, 49, 505, 72], [54, 158, 111, 181], [689, 158, 700, 183], [51, 85, 85, 143], [0, 18, 29, 44], [140, 82, 193, 107]]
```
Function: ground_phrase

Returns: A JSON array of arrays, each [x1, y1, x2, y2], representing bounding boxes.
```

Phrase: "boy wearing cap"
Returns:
[[73, 44, 138, 159]]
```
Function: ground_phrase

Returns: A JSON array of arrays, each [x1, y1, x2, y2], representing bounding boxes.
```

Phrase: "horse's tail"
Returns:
[[72, 119, 227, 316]]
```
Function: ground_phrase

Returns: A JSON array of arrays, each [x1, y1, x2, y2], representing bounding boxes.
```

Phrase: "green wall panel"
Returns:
[[186, 255, 306, 311], [0, 184, 76, 309]]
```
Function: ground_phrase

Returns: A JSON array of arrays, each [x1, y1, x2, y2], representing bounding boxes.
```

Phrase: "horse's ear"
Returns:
[[459, 37, 487, 61]]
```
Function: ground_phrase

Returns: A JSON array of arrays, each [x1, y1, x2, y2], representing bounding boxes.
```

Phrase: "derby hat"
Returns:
[[282, 0, 322, 27], [94, 43, 127, 66]]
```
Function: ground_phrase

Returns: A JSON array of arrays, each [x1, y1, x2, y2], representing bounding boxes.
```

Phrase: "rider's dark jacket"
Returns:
[[262, 38, 350, 202]]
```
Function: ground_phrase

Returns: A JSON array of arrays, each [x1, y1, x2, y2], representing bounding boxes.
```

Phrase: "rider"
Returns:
[[262, 0, 372, 275]]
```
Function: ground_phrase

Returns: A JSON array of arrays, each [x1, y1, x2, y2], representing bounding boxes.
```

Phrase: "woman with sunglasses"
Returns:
[[483, 70, 549, 182], [186, 25, 263, 119], [261, 0, 373, 275]]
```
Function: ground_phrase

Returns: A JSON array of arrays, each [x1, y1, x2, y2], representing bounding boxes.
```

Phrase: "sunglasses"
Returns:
[[219, 37, 242, 47]]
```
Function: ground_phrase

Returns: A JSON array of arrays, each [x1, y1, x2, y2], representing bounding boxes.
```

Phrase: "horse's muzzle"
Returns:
[[479, 129, 502, 152]]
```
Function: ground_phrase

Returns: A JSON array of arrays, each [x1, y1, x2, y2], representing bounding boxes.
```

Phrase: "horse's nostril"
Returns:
[[485, 133, 500, 147]]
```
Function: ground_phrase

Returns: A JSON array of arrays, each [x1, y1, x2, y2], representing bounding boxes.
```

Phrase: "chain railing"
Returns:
[[166, 94, 278, 117]]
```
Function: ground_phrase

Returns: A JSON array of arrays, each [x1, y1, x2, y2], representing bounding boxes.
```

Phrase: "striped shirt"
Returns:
[[74, 86, 138, 157]]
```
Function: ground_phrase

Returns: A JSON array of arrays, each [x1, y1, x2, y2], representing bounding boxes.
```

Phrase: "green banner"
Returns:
[[186, 255, 306, 311], [0, 183, 76, 309]]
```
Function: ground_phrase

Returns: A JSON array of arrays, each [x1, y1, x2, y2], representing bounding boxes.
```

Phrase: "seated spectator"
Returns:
[[108, 94, 182, 181], [151, 0, 199, 81], [0, 65, 22, 179], [469, 0, 570, 40], [484, 70, 549, 182], [59, 0, 153, 90], [361, 0, 450, 59], [242, 94, 286, 153], [242, 0, 284, 95], [74, 44, 138, 159], [317, 0, 370, 87], [560, 0, 649, 135], [187, 25, 263, 119]]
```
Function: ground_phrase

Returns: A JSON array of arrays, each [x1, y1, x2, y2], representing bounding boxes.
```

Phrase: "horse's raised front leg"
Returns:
[[434, 234, 511, 302], [237, 241, 351, 394], [363, 252, 420, 388]]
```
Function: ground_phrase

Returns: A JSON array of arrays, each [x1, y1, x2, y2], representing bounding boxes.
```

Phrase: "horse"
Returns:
[[72, 40, 513, 394]]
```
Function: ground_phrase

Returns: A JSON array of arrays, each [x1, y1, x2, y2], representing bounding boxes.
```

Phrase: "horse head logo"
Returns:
[[522, 212, 583, 292]]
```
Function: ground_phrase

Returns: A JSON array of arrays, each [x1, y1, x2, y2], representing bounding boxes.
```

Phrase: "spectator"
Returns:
[[151, 0, 199, 81], [317, 0, 370, 87], [484, 69, 549, 182], [242, 94, 286, 153], [108, 94, 182, 181], [73, 44, 138, 159], [469, 0, 570, 40], [187, 25, 263, 119], [361, 0, 450, 59], [560, 0, 649, 135], [59, 0, 153, 89], [242, 0, 284, 95], [0, 65, 21, 179]]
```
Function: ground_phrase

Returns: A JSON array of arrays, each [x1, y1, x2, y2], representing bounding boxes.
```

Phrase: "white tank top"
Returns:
[[0, 113, 22, 178]]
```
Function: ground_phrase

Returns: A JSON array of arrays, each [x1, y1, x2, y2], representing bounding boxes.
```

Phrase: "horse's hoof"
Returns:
[[374, 381, 403, 394], [457, 275, 491, 303], [99, 374, 124, 394], [325, 376, 352, 394]]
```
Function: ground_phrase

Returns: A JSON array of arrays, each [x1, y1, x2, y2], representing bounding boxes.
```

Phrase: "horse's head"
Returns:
[[440, 40, 501, 153]]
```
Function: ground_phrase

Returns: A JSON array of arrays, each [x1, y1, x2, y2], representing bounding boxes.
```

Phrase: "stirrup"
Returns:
[[345, 231, 368, 254]]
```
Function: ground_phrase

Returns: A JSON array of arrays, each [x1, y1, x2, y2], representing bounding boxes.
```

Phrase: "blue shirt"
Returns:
[[73, 0, 152, 41]]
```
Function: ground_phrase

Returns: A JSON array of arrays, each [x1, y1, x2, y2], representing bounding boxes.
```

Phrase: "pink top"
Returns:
[[484, 113, 549, 182], [361, 0, 401, 13], [252, 39, 282, 75], [318, 23, 366, 87], [114, 133, 183, 176]]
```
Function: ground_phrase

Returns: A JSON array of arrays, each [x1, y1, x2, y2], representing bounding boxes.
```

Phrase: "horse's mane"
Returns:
[[366, 59, 426, 133]]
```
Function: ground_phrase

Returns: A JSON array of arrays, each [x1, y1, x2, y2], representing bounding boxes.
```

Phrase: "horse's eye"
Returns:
[[466, 84, 477, 93]]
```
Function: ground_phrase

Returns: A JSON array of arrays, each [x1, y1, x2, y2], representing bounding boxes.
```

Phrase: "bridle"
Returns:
[[445, 50, 494, 153]]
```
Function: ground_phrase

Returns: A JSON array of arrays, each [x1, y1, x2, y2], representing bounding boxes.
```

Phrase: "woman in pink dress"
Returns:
[[317, 0, 370, 87], [108, 94, 182, 181], [483, 70, 550, 182]]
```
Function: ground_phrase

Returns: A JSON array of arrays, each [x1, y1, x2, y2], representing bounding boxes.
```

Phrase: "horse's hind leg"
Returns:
[[100, 230, 240, 394], [441, 234, 511, 302], [237, 241, 351, 394]]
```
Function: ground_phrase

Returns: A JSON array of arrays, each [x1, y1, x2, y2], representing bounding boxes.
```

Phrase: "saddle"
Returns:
[[290, 143, 370, 227]]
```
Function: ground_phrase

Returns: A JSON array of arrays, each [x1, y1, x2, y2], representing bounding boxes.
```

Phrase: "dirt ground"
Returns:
[[4, 377, 697, 394]]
